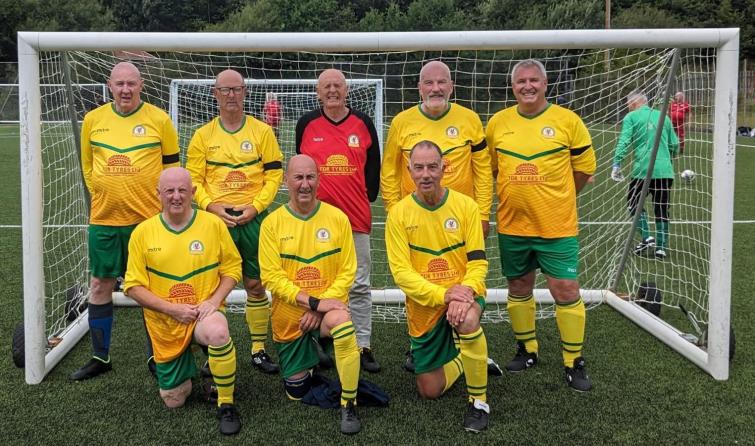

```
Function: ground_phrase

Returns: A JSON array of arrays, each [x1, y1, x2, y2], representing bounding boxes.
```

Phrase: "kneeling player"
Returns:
[[386, 141, 490, 433], [259, 155, 363, 435], [123, 167, 243, 435]]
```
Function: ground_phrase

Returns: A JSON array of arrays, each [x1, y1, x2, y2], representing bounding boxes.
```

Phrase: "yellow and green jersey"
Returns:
[[259, 201, 356, 342], [486, 104, 595, 238], [123, 210, 242, 363], [81, 102, 180, 226], [381, 103, 492, 220], [186, 116, 283, 212], [385, 189, 488, 337]]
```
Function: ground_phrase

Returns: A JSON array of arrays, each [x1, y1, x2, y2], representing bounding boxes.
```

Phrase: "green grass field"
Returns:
[[2, 123, 755, 443]]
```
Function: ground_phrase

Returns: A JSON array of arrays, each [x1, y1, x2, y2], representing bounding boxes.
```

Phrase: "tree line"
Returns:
[[3, 0, 754, 73]]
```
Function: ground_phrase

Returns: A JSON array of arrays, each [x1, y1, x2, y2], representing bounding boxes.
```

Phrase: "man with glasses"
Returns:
[[187, 69, 284, 374]]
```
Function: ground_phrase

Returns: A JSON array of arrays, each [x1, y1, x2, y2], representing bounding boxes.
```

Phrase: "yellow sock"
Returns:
[[458, 327, 488, 403], [245, 295, 270, 354], [508, 293, 538, 353], [331, 321, 360, 407], [556, 297, 586, 367], [208, 339, 236, 406], [442, 354, 463, 394]]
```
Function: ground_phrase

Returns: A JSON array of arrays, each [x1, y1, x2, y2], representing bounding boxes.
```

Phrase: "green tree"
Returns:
[[206, 0, 357, 32]]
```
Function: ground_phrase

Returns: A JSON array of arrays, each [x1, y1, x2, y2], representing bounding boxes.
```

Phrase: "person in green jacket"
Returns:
[[611, 90, 679, 259]]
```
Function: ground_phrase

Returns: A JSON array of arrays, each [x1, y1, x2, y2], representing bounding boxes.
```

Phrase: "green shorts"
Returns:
[[411, 297, 485, 375], [155, 348, 198, 391], [227, 209, 268, 280], [274, 332, 320, 379], [88, 224, 137, 278], [497, 234, 579, 280]]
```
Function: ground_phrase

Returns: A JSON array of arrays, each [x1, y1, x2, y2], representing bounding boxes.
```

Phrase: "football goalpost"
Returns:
[[17, 30, 738, 384]]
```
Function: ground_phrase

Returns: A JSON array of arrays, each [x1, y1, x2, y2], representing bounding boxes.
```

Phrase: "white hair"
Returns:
[[511, 59, 547, 83]]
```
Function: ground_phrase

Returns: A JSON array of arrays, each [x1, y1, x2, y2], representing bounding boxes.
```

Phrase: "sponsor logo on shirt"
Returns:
[[168, 283, 197, 305], [508, 163, 546, 184], [221, 170, 249, 191], [92, 128, 110, 135], [240, 140, 253, 153], [541, 127, 555, 138], [316, 228, 330, 242], [446, 126, 459, 138], [421, 258, 460, 282], [208, 145, 221, 152], [319, 154, 357, 176], [295, 266, 327, 290], [189, 240, 204, 254], [312, 137, 324, 142], [442, 156, 454, 174], [444, 218, 459, 232], [104, 154, 139, 175], [347, 134, 360, 148], [132, 125, 147, 137]]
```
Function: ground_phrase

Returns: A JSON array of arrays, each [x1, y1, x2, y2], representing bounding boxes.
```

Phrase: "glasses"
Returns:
[[215, 86, 244, 96]]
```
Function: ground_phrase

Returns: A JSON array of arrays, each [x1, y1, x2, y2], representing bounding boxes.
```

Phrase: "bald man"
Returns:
[[73, 61, 180, 381], [187, 69, 284, 374], [260, 154, 363, 435], [381, 60, 496, 373], [295, 68, 382, 373], [124, 167, 243, 435]]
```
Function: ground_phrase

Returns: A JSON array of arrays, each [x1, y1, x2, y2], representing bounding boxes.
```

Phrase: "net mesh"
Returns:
[[35, 47, 717, 336]]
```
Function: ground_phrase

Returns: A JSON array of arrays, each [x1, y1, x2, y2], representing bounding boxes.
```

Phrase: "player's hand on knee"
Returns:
[[169, 303, 199, 324], [446, 300, 472, 327], [299, 310, 322, 332], [196, 300, 219, 321], [444, 285, 474, 305], [317, 298, 348, 313]]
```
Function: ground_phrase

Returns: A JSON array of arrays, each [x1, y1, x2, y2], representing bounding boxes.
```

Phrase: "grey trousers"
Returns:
[[349, 232, 372, 348]]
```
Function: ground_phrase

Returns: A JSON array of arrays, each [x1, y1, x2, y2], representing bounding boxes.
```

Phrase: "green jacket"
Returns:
[[613, 105, 679, 179]]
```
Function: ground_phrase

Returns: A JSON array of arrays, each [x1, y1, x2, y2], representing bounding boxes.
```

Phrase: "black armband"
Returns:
[[308, 296, 320, 312]]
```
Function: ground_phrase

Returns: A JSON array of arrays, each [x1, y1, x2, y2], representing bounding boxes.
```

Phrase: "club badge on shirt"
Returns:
[[444, 217, 459, 232], [240, 140, 253, 153], [446, 126, 459, 138], [132, 125, 146, 137], [316, 228, 330, 242], [189, 240, 205, 254], [348, 134, 360, 148]]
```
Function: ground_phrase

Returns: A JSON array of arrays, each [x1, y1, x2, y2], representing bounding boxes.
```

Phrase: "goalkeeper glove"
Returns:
[[611, 165, 624, 182]]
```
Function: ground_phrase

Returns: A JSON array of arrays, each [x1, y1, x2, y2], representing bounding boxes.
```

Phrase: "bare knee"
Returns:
[[89, 277, 116, 304], [160, 379, 192, 408], [547, 277, 580, 303], [195, 313, 230, 346], [416, 374, 444, 400], [321, 309, 351, 333], [508, 272, 535, 296]]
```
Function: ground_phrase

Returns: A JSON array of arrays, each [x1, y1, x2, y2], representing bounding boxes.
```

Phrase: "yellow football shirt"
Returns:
[[381, 103, 492, 219], [186, 116, 283, 212], [385, 189, 488, 337], [123, 210, 242, 363], [80, 102, 180, 226], [259, 201, 356, 342], [486, 104, 595, 238]]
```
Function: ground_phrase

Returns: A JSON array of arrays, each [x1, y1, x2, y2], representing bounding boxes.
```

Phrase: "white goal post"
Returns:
[[18, 30, 738, 384]]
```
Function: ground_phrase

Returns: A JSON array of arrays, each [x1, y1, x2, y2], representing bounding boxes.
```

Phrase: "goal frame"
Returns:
[[18, 29, 738, 384]]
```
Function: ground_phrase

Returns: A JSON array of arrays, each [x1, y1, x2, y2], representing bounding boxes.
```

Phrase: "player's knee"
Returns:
[[550, 279, 580, 303], [89, 277, 115, 303], [322, 309, 351, 329], [456, 316, 481, 335], [416, 375, 444, 400], [160, 379, 192, 408], [284, 370, 312, 400], [198, 313, 230, 346]]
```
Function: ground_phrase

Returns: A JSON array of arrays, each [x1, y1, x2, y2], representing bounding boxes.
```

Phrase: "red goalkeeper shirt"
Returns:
[[296, 108, 381, 234]]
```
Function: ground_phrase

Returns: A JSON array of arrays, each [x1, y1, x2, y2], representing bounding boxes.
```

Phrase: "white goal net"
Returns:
[[18, 30, 737, 383]]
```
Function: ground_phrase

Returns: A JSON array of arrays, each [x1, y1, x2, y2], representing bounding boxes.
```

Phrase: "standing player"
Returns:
[[124, 167, 243, 435], [669, 91, 691, 155], [187, 69, 284, 374], [72, 61, 180, 380], [381, 60, 492, 237], [611, 91, 679, 259], [486, 59, 596, 391], [295, 68, 382, 373], [381, 60, 496, 373], [263, 92, 282, 137], [386, 141, 490, 433], [259, 155, 363, 435]]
